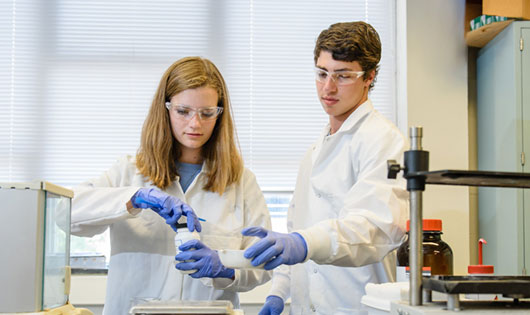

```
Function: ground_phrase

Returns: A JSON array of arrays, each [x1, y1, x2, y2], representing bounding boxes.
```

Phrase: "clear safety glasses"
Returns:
[[314, 68, 365, 86], [165, 102, 223, 121]]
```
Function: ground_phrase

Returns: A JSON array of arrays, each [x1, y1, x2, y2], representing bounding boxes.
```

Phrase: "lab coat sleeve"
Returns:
[[212, 169, 273, 291], [297, 127, 409, 267], [267, 264, 291, 301], [71, 156, 143, 237], [266, 197, 295, 300]]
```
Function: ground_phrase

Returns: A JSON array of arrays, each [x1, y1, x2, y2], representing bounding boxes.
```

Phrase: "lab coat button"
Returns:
[[313, 268, 318, 273], [310, 305, 316, 312], [316, 193, 321, 198]]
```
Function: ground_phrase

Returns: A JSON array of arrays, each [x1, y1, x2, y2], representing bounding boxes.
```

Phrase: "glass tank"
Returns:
[[43, 189, 71, 309], [0, 181, 73, 312]]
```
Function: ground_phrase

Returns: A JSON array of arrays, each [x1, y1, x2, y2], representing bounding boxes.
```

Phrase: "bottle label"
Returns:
[[396, 266, 431, 282], [174, 230, 200, 274]]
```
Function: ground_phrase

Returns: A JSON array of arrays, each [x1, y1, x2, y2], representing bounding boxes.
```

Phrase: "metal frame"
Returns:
[[388, 126, 530, 308]]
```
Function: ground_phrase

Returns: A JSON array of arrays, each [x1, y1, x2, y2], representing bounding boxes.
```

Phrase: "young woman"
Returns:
[[71, 57, 272, 314]]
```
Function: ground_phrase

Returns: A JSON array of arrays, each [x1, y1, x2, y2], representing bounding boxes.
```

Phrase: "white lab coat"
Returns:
[[269, 99, 408, 314], [71, 156, 272, 315]]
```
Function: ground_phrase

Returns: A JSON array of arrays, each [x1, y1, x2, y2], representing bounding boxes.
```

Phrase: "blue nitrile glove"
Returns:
[[258, 295, 284, 315], [174, 239, 235, 279], [131, 188, 201, 232], [242, 226, 307, 270]]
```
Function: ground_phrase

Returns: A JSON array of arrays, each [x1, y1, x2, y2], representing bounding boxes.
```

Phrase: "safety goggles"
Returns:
[[165, 103, 223, 121], [314, 67, 365, 85]]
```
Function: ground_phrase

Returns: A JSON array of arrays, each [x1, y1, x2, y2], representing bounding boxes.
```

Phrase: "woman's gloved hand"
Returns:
[[242, 226, 307, 270], [175, 239, 235, 279], [259, 295, 285, 315], [130, 188, 201, 232]]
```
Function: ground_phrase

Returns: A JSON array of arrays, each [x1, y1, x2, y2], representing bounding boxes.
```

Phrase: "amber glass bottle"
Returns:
[[397, 219, 453, 276]]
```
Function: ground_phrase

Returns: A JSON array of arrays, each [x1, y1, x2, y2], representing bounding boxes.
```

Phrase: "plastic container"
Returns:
[[174, 223, 201, 274], [397, 219, 453, 279]]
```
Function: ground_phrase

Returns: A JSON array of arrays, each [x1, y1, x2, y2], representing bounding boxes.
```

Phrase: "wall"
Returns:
[[406, 0, 470, 274]]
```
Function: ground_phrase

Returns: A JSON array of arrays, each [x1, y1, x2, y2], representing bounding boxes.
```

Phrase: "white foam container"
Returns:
[[360, 282, 409, 314], [360, 295, 390, 314], [218, 249, 265, 269]]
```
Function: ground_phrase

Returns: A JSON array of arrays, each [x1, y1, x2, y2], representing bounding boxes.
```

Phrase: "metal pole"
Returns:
[[410, 127, 423, 151], [447, 294, 461, 311], [409, 190, 423, 305], [409, 126, 424, 306]]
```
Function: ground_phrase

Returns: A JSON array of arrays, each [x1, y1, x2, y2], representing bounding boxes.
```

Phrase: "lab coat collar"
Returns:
[[321, 98, 374, 138]]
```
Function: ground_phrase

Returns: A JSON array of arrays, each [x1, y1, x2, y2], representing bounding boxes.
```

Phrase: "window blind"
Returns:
[[0, 0, 396, 191]]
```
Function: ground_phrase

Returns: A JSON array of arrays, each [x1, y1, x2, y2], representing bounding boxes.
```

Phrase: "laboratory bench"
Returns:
[[391, 299, 530, 314], [70, 273, 290, 315]]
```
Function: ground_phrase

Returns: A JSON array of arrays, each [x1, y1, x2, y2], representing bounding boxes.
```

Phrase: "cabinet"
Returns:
[[477, 21, 530, 275]]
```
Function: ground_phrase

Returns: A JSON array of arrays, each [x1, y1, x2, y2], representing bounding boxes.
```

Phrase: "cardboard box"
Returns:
[[466, 0, 483, 32], [470, 14, 508, 31], [483, 0, 530, 20]]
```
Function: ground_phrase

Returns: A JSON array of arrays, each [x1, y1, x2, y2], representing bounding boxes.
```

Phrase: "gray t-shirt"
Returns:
[[178, 162, 202, 192]]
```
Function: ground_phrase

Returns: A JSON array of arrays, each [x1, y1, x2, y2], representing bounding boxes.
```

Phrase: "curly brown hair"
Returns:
[[314, 21, 381, 90], [136, 57, 243, 194]]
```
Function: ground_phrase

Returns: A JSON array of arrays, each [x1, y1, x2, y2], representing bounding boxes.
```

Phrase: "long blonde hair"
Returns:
[[136, 57, 243, 194]]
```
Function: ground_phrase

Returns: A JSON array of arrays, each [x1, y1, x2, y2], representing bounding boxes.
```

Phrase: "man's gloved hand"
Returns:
[[242, 226, 307, 270], [175, 239, 235, 279], [131, 188, 201, 232], [258, 295, 284, 315]]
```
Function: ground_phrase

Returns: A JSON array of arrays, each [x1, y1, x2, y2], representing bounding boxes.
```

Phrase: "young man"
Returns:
[[242, 21, 408, 314]]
